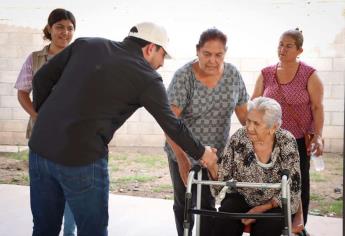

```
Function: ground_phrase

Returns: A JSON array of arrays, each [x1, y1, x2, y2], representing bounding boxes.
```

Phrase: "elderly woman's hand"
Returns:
[[241, 198, 278, 225]]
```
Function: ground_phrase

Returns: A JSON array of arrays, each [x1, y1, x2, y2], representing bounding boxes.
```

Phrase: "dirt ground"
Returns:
[[0, 148, 343, 217]]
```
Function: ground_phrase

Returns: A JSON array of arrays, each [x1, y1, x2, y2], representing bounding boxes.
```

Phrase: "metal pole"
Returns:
[[183, 171, 195, 236], [195, 169, 202, 236]]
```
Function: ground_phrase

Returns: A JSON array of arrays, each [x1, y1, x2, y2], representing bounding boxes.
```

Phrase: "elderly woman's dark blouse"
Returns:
[[212, 127, 301, 214]]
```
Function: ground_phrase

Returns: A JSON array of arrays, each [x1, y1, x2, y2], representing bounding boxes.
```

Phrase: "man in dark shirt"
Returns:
[[28, 22, 217, 236]]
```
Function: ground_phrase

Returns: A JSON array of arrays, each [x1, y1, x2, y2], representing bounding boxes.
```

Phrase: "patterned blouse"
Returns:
[[212, 127, 301, 214], [165, 60, 248, 163], [262, 62, 316, 138]]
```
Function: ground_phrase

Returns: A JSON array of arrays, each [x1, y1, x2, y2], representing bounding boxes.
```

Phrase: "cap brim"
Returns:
[[163, 47, 173, 59]]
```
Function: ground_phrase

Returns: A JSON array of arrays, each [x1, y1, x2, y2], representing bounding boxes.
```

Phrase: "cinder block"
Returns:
[[12, 132, 27, 145], [152, 123, 164, 135], [323, 85, 332, 98], [333, 58, 345, 71], [240, 71, 257, 85], [229, 58, 242, 70], [334, 30, 345, 44], [0, 95, 19, 108], [241, 58, 267, 72], [306, 58, 333, 71], [323, 98, 344, 112], [0, 71, 19, 83], [0, 83, 14, 96], [6, 58, 26, 71], [0, 33, 9, 45], [330, 139, 344, 153], [111, 134, 142, 147], [12, 107, 29, 119], [115, 123, 127, 135], [323, 126, 343, 139], [324, 111, 331, 126], [0, 131, 26, 145], [331, 112, 344, 126], [127, 122, 154, 135], [333, 44, 345, 58], [138, 134, 165, 147], [8, 32, 35, 45], [330, 84, 344, 99], [140, 109, 155, 122], [0, 108, 12, 120], [245, 84, 254, 96], [317, 71, 344, 85], [0, 120, 27, 132], [0, 45, 18, 58], [323, 138, 332, 152], [0, 145, 30, 152], [127, 109, 140, 122], [32, 34, 45, 46]]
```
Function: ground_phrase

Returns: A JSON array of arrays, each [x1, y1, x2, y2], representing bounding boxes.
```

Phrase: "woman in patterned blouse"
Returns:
[[207, 97, 301, 236]]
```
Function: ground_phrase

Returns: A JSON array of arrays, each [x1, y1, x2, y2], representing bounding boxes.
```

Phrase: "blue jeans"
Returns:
[[63, 202, 76, 236], [29, 150, 109, 236]]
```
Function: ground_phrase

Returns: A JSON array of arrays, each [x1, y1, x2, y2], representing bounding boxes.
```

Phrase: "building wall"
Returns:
[[0, 0, 344, 152]]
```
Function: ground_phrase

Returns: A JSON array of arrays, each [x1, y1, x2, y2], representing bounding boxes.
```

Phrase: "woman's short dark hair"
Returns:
[[196, 28, 227, 50], [281, 28, 303, 49], [43, 8, 76, 41]]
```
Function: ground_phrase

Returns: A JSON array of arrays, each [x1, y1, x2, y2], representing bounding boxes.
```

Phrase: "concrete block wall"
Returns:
[[0, 24, 45, 146], [0, 0, 343, 153]]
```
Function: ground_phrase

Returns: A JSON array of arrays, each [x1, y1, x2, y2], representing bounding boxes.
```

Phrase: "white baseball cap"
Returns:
[[128, 22, 172, 59]]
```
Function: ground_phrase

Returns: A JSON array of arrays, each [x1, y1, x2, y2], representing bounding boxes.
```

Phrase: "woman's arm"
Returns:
[[307, 72, 324, 155], [17, 90, 37, 119], [241, 198, 278, 225], [165, 105, 192, 186], [251, 73, 265, 99]]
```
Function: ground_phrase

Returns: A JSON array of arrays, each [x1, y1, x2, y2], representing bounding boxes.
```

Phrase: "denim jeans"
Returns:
[[29, 150, 109, 236], [63, 202, 76, 236], [168, 158, 215, 236]]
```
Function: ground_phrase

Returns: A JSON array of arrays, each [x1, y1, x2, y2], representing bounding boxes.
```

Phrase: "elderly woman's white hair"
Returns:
[[248, 97, 282, 128]]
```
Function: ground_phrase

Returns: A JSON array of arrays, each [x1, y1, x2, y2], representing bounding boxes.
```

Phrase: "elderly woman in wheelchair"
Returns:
[[206, 97, 302, 236]]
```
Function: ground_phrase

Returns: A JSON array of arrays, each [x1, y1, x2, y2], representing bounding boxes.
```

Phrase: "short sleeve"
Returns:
[[14, 54, 34, 93], [167, 66, 192, 110], [235, 69, 249, 106]]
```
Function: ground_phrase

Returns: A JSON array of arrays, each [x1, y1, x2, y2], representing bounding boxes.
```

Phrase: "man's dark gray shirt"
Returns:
[[29, 37, 205, 166]]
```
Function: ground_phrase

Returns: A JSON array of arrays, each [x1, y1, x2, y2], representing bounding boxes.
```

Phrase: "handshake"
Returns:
[[199, 146, 218, 179]]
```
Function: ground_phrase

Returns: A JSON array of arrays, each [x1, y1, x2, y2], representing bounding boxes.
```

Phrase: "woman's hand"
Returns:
[[200, 147, 218, 180], [309, 134, 324, 156], [241, 198, 278, 225]]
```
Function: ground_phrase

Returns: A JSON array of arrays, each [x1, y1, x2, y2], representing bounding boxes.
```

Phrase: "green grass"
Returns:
[[110, 165, 119, 172], [310, 193, 324, 201], [327, 200, 343, 216], [135, 155, 166, 168], [4, 150, 29, 161], [310, 172, 327, 182], [114, 175, 156, 184], [317, 200, 343, 217], [152, 184, 172, 193], [110, 154, 128, 161]]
